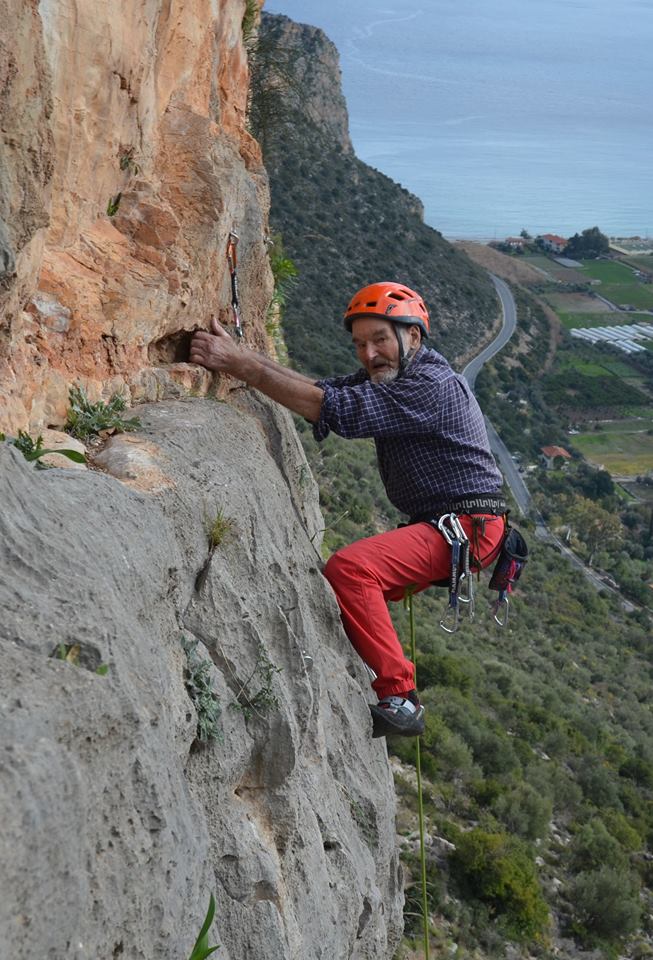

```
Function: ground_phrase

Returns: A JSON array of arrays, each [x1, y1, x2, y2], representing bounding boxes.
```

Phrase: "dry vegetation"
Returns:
[[454, 241, 544, 287]]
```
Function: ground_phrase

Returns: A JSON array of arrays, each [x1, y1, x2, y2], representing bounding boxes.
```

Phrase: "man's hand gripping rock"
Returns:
[[190, 315, 246, 378]]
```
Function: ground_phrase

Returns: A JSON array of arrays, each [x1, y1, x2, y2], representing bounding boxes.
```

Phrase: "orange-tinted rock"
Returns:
[[0, 0, 271, 433]]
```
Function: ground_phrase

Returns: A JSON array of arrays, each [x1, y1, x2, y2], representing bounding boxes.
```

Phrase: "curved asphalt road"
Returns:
[[461, 274, 636, 612], [462, 274, 531, 516]]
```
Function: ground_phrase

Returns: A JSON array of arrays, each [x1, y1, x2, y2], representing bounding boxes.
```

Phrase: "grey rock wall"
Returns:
[[0, 396, 403, 959]]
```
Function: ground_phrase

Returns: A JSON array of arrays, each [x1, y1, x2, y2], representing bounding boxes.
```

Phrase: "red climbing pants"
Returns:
[[323, 516, 505, 699]]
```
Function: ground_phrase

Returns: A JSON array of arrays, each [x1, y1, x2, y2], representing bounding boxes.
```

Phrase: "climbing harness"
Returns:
[[488, 525, 529, 626], [226, 231, 243, 339], [404, 590, 430, 960], [433, 510, 529, 631], [437, 513, 474, 633]]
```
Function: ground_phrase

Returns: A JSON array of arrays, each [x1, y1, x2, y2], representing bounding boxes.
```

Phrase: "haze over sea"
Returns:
[[264, 0, 653, 240]]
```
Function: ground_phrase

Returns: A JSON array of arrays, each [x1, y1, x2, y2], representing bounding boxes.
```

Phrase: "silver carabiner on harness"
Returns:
[[437, 513, 455, 545], [450, 514, 474, 621], [492, 595, 509, 627], [438, 513, 461, 634], [437, 513, 477, 632]]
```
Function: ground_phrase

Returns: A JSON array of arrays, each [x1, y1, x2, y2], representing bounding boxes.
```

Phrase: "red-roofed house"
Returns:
[[538, 234, 567, 253], [541, 445, 572, 469]]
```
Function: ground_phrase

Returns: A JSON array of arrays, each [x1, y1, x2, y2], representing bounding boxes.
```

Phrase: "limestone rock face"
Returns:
[[0, 397, 403, 959], [254, 12, 353, 156], [0, 0, 272, 433]]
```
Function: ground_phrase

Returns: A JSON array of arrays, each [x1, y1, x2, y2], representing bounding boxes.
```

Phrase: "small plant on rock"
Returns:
[[1, 430, 86, 468], [182, 638, 222, 744], [241, 0, 260, 45], [52, 642, 109, 675], [106, 193, 122, 216], [209, 509, 235, 550], [119, 147, 140, 175], [187, 894, 219, 960], [233, 647, 282, 721], [64, 384, 141, 440]]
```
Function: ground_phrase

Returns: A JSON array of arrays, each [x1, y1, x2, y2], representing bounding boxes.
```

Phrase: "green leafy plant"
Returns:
[[232, 647, 282, 721], [119, 147, 140, 175], [65, 384, 141, 440], [267, 233, 299, 317], [450, 828, 549, 940], [188, 894, 219, 960], [107, 192, 122, 216], [241, 0, 259, 45], [1, 430, 86, 467], [209, 509, 234, 549], [53, 642, 109, 675], [182, 638, 222, 743], [264, 234, 297, 364]]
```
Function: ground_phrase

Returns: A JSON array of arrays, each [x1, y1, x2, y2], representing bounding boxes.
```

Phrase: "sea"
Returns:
[[264, 0, 653, 241]]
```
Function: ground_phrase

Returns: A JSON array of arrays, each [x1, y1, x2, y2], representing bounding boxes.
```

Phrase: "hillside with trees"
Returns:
[[249, 13, 653, 959], [293, 280, 653, 958]]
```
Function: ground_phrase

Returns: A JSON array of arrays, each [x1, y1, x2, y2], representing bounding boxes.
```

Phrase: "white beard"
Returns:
[[370, 366, 400, 384]]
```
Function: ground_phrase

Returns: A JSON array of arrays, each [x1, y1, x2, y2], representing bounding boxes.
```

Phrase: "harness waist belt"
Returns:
[[410, 494, 507, 524]]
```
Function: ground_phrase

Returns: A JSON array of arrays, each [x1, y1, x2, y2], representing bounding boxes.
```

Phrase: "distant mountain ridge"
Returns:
[[252, 12, 499, 377]]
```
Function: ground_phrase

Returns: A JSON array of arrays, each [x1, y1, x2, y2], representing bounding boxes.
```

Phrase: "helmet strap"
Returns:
[[395, 324, 418, 376]]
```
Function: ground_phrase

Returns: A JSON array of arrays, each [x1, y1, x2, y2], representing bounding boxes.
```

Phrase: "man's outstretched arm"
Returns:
[[190, 318, 323, 422], [254, 352, 317, 385]]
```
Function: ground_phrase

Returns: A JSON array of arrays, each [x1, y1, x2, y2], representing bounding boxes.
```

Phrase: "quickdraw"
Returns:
[[226, 231, 243, 339], [437, 513, 474, 633]]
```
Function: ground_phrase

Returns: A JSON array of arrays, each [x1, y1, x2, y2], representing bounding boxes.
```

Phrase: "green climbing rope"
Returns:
[[405, 591, 430, 960]]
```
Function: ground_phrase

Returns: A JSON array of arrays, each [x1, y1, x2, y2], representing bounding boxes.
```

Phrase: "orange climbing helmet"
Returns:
[[343, 281, 430, 338]]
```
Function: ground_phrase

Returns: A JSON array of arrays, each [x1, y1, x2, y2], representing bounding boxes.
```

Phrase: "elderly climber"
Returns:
[[190, 281, 506, 739]]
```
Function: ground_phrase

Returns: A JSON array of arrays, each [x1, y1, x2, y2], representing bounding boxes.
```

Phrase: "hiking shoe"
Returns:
[[370, 696, 425, 738]]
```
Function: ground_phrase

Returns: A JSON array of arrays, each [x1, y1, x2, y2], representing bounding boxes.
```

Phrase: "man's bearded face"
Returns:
[[351, 318, 417, 383], [351, 319, 401, 383]]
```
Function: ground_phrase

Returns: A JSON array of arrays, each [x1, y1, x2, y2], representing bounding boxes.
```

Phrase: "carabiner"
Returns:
[[493, 595, 509, 627], [437, 513, 455, 544], [458, 571, 475, 620], [440, 600, 459, 634]]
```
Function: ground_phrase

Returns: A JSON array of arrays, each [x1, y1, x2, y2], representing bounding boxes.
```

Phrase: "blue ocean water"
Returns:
[[264, 0, 653, 240]]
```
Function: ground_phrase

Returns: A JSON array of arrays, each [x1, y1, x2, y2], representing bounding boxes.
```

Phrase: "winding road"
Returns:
[[462, 274, 531, 516], [462, 275, 636, 612]]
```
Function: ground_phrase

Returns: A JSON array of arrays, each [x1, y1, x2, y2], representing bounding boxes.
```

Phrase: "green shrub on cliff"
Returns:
[[65, 384, 141, 440], [568, 866, 641, 942], [450, 829, 549, 941]]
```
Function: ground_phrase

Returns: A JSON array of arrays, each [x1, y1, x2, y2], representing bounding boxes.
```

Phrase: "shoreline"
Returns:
[[443, 234, 653, 243]]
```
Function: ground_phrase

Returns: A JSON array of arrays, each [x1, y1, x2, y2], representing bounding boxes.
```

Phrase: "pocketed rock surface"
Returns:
[[0, 397, 403, 960]]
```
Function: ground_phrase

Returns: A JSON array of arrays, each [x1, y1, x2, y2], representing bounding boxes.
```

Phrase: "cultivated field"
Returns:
[[545, 291, 611, 314], [580, 260, 653, 310], [622, 254, 653, 272], [572, 420, 653, 475], [454, 241, 544, 286], [523, 255, 588, 284]]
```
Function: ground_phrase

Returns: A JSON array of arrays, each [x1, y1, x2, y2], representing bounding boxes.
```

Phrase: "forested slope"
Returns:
[[250, 13, 653, 957]]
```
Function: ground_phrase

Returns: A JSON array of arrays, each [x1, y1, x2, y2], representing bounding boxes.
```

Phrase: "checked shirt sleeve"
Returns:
[[313, 371, 442, 442]]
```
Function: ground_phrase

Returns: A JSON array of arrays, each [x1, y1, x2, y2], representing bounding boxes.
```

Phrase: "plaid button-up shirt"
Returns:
[[313, 346, 503, 519]]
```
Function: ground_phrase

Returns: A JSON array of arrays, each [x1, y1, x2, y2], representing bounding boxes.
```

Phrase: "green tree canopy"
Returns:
[[564, 226, 610, 259]]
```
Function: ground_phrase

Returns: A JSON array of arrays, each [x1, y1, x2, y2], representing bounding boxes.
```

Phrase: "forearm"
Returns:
[[238, 352, 323, 422], [255, 352, 317, 385]]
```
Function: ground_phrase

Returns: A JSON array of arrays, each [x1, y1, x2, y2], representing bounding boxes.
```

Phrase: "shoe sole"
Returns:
[[370, 704, 425, 739]]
